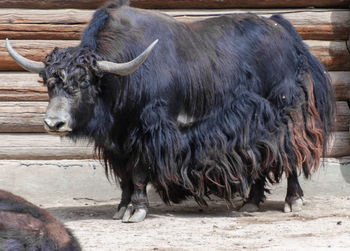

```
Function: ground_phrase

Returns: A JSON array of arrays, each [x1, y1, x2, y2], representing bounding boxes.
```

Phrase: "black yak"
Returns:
[[6, 0, 334, 222], [0, 190, 81, 250]]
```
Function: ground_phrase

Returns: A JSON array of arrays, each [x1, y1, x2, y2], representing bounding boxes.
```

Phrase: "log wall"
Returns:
[[1, 9, 349, 40], [0, 1, 349, 159], [0, 0, 349, 9], [2, 40, 349, 71]]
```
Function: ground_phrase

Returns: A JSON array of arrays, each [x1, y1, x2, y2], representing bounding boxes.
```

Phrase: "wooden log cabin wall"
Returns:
[[0, 0, 349, 160]]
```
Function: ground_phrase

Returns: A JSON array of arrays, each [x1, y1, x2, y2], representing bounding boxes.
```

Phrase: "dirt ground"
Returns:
[[47, 193, 350, 250], [2, 158, 349, 250]]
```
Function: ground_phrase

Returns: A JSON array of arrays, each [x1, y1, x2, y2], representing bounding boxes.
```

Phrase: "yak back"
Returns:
[[81, 3, 302, 119]]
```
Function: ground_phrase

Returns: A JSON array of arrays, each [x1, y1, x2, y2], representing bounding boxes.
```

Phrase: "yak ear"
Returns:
[[97, 39, 158, 76], [5, 38, 45, 73]]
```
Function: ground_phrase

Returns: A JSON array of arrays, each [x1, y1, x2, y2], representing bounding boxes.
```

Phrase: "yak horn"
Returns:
[[97, 39, 158, 76], [5, 38, 45, 73]]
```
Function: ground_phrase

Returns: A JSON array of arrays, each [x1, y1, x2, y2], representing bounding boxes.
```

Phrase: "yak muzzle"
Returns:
[[44, 97, 73, 136], [44, 116, 72, 136]]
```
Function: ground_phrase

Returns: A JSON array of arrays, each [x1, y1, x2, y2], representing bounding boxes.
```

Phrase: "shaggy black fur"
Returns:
[[0, 190, 81, 250], [39, 0, 335, 213]]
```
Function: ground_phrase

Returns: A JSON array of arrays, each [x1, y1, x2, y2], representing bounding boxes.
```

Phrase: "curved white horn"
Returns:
[[6, 38, 45, 73], [97, 39, 158, 76]]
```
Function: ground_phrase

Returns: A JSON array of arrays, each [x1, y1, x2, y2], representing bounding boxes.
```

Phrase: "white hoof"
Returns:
[[121, 204, 147, 223], [128, 208, 147, 223]]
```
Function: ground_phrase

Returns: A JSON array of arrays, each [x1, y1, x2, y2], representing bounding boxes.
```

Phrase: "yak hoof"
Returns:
[[239, 203, 259, 213], [122, 204, 147, 223], [113, 206, 127, 220], [284, 198, 303, 213], [128, 208, 147, 223]]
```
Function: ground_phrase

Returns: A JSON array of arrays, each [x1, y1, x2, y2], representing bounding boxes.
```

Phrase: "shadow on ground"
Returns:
[[47, 199, 288, 223]]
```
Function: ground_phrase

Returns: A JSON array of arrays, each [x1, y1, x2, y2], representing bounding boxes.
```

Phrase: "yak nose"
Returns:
[[44, 117, 70, 132]]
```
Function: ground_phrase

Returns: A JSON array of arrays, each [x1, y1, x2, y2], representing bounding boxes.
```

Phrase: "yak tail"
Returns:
[[271, 14, 335, 158]]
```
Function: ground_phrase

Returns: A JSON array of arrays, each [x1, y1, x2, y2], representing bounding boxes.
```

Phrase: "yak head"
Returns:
[[6, 39, 157, 136]]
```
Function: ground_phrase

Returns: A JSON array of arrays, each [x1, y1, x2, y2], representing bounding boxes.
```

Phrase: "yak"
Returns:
[[0, 189, 81, 250], [6, 0, 334, 223]]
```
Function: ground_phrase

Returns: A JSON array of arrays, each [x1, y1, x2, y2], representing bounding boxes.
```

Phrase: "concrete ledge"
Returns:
[[0, 158, 349, 207], [268, 157, 350, 201], [0, 160, 119, 206]]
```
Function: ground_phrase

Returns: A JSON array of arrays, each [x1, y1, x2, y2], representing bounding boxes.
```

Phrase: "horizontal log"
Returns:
[[0, 132, 347, 160], [1, 25, 85, 40], [331, 72, 350, 101], [0, 101, 348, 133], [137, 0, 350, 9], [0, 133, 94, 159], [0, 40, 80, 71], [327, 132, 350, 158], [170, 9, 350, 41], [0, 102, 47, 132], [305, 40, 350, 71], [0, 72, 348, 102], [336, 102, 350, 132], [1, 40, 349, 71], [0, 9, 349, 40], [0, 9, 88, 40], [0, 0, 348, 9], [0, 0, 106, 9], [0, 73, 47, 101]]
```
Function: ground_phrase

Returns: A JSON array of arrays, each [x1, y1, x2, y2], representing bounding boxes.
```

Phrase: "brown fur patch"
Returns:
[[286, 73, 324, 176], [0, 190, 72, 249], [304, 73, 323, 171]]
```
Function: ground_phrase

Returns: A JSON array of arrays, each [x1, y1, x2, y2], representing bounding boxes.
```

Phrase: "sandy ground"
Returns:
[[2, 158, 349, 250], [48, 193, 350, 250]]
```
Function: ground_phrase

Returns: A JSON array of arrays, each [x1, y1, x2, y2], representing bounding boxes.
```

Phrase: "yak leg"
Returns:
[[113, 178, 133, 220], [239, 178, 266, 212], [284, 172, 304, 212], [122, 164, 149, 223]]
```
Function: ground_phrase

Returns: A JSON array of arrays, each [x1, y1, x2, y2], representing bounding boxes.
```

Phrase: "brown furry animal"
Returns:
[[0, 190, 81, 250]]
